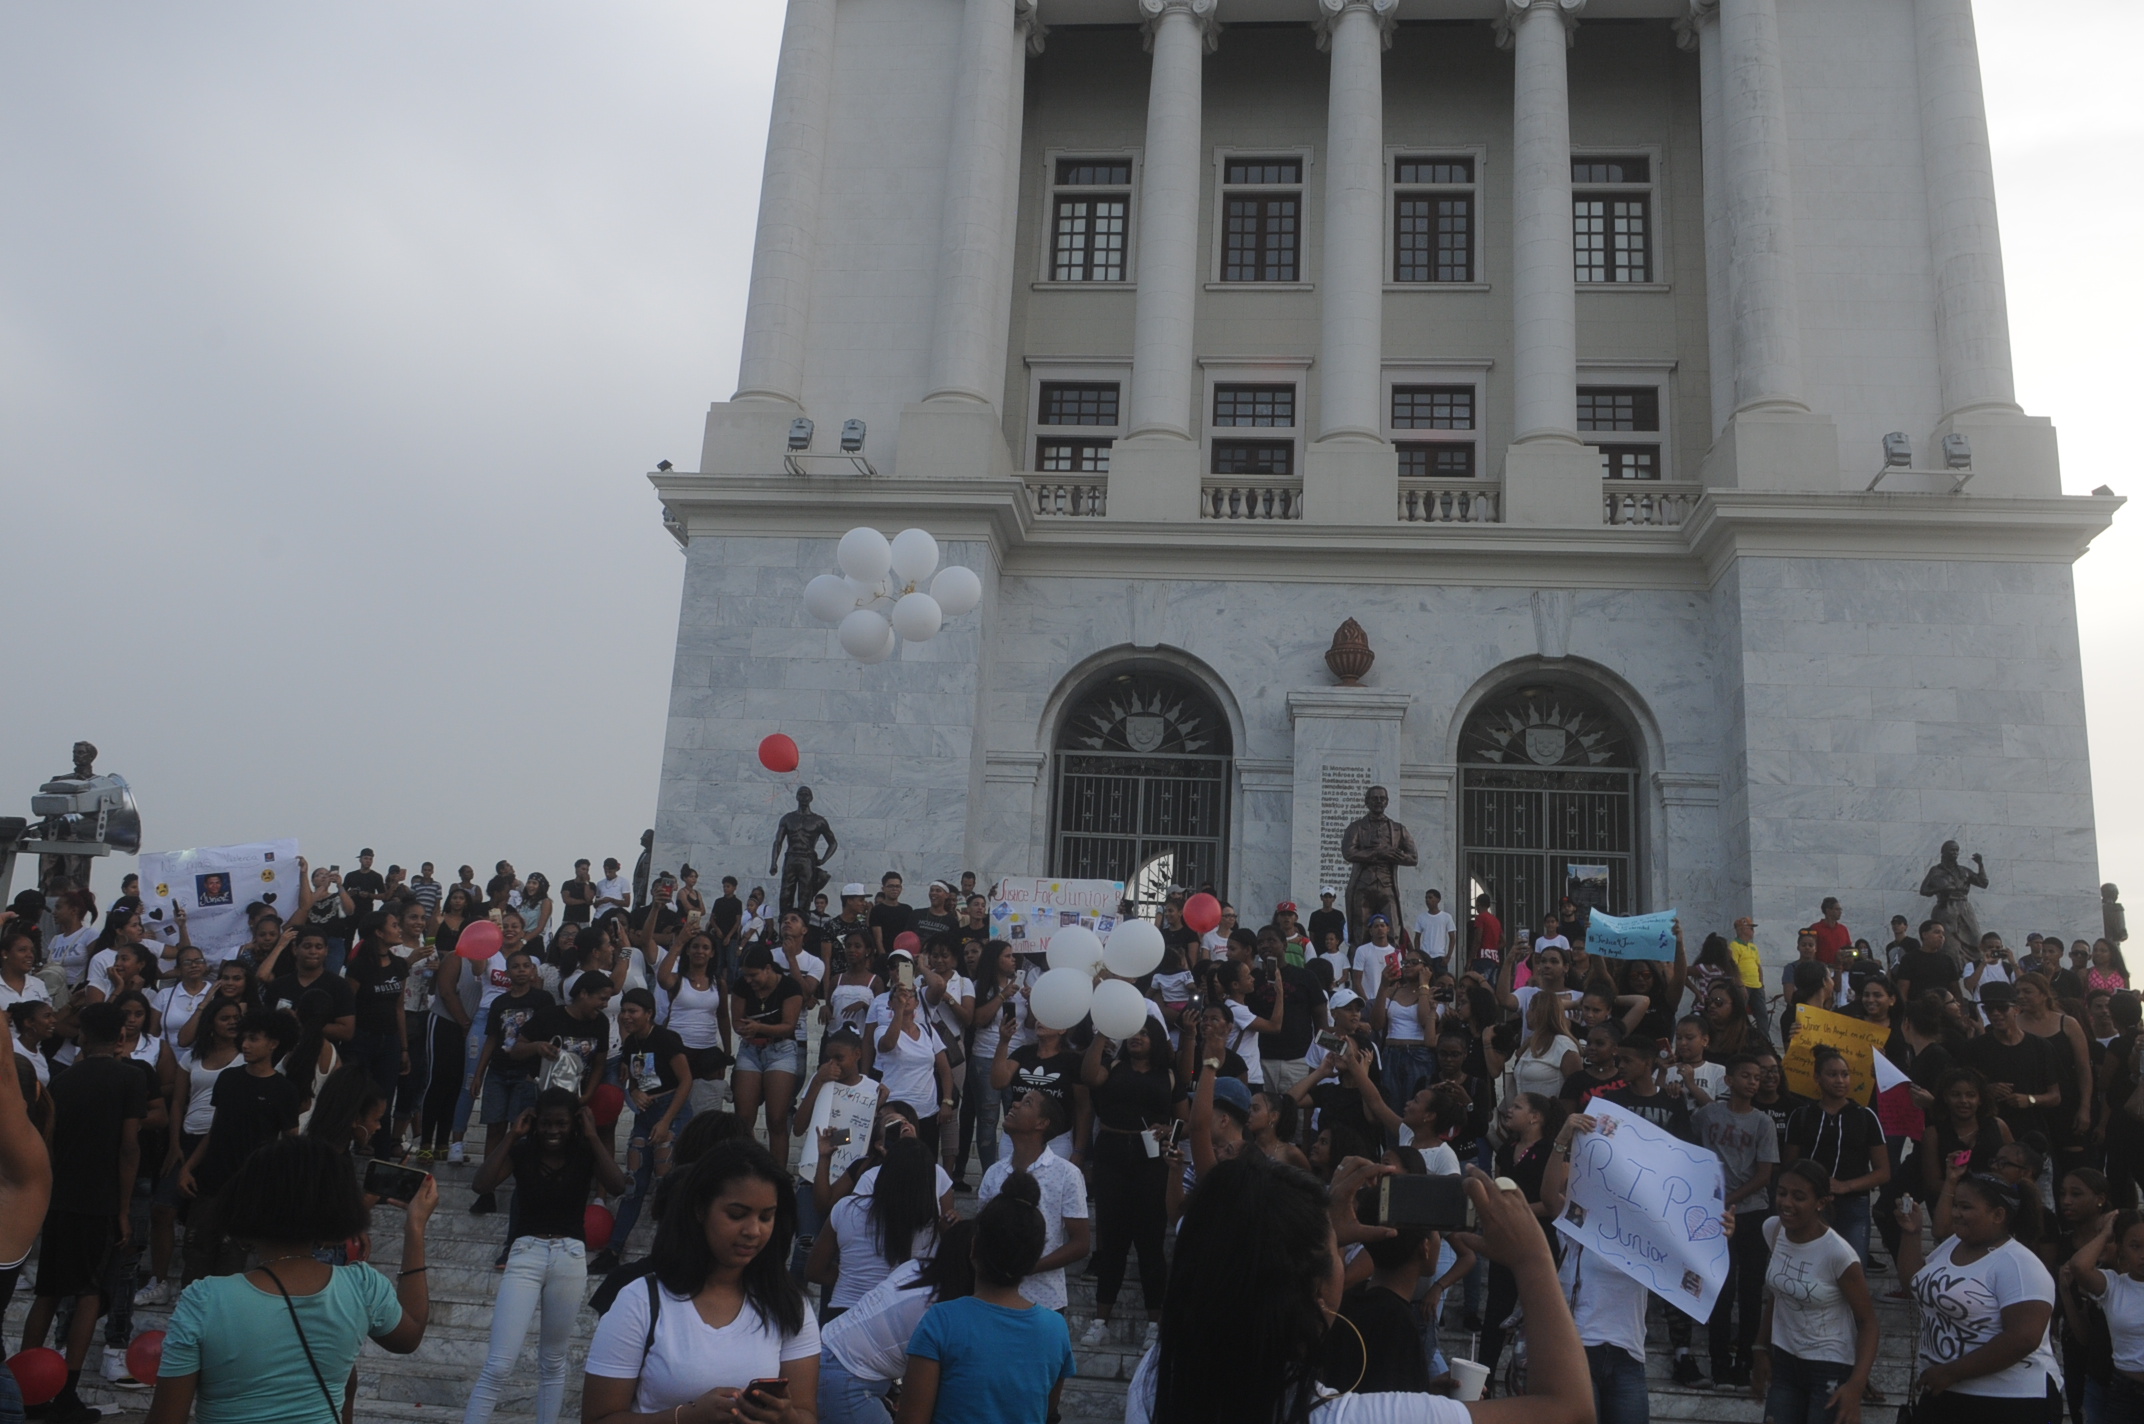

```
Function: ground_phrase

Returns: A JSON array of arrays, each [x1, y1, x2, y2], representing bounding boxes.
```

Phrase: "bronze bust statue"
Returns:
[[1340, 785, 1417, 940], [769, 786, 837, 916]]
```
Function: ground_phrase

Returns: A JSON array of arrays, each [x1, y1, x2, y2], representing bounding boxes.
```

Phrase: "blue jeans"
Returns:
[[1383, 1043, 1435, 1123], [2085, 1373, 2144, 1424], [736, 1038, 803, 1076], [611, 1091, 689, 1248], [452, 1023, 485, 1137], [464, 1236, 587, 1424], [0, 1354, 22, 1424], [1829, 1193, 1872, 1268], [1587, 1343, 1648, 1424], [1764, 1350, 1852, 1424], [817, 1350, 895, 1424]]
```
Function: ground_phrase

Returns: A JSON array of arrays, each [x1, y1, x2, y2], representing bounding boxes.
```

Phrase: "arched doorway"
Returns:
[[1459, 681, 1639, 940], [1052, 669, 1232, 913]]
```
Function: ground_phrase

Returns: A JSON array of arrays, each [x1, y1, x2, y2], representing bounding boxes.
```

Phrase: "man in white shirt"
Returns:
[[593, 858, 632, 919], [1543, 1115, 1652, 1424], [1412, 889, 1457, 967], [977, 1089, 1090, 1311], [1350, 918, 1401, 1001]]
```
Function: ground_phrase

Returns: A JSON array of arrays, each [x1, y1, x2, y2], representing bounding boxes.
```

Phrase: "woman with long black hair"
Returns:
[[583, 1141, 818, 1423], [808, 1131, 942, 1320], [343, 906, 409, 1158], [1080, 1019, 1178, 1346], [657, 926, 731, 1095]]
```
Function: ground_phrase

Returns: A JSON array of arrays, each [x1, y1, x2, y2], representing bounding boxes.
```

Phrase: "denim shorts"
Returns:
[[482, 1074, 539, 1125], [736, 1038, 803, 1076]]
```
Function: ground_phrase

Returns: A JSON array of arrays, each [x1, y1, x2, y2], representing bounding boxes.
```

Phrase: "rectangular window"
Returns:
[[1049, 158, 1132, 282], [1396, 442, 1477, 478], [1572, 156, 1652, 284], [1578, 385, 1661, 480], [1038, 382, 1120, 427], [1390, 385, 1474, 430], [1393, 156, 1475, 283], [1211, 440, 1294, 477], [1213, 385, 1295, 428], [1036, 438, 1112, 474], [1221, 158, 1302, 282], [1596, 445, 1660, 480]]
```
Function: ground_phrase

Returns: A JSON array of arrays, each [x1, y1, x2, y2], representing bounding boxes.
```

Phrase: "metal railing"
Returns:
[[1602, 481, 1702, 527], [1398, 480, 1500, 524], [1024, 476, 1108, 517], [1200, 481, 1303, 520]]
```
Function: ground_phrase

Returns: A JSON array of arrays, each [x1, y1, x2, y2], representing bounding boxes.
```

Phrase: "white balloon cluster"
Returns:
[[1028, 919, 1167, 1039], [802, 527, 983, 664]]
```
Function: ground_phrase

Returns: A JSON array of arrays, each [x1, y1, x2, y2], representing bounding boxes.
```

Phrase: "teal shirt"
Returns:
[[907, 1296, 1075, 1424], [162, 1266, 402, 1423]]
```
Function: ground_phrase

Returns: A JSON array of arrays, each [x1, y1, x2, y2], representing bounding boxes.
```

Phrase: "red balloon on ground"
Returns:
[[1182, 893, 1223, 935], [7, 1348, 67, 1406], [584, 1203, 615, 1251], [589, 1082, 626, 1129], [126, 1330, 166, 1385], [455, 919, 502, 962], [758, 734, 800, 773]]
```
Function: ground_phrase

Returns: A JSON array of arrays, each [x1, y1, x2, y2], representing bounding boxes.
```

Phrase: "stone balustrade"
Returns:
[[1201, 480, 1304, 519], [1398, 479, 1500, 523], [1025, 475, 1109, 516], [1602, 480, 1702, 527]]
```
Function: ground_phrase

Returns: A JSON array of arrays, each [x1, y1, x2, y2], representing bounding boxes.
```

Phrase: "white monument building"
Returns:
[[650, 0, 2118, 959]]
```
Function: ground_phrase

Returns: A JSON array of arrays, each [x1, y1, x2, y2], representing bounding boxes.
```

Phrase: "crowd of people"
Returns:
[[2, 846, 2141, 1424]]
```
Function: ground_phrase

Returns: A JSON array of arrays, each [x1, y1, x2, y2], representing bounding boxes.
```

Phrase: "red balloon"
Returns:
[[1183, 893, 1223, 936], [758, 734, 800, 774], [589, 1082, 626, 1129], [7, 1348, 67, 1406], [126, 1330, 166, 1385], [584, 1203, 616, 1252], [892, 931, 921, 953], [455, 919, 502, 962]]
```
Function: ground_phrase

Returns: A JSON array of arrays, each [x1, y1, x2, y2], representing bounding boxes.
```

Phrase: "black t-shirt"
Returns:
[[1090, 1060, 1177, 1132], [622, 1027, 687, 1096], [485, 989, 557, 1080], [1161, 924, 1200, 963], [1008, 1045, 1083, 1115], [508, 1139, 599, 1242], [1561, 1068, 1623, 1111], [342, 869, 385, 917], [198, 1067, 302, 1195], [344, 951, 407, 1036], [265, 970, 358, 1024], [910, 910, 957, 947], [1895, 949, 1960, 998], [1306, 908, 1347, 952], [738, 975, 804, 1031], [561, 879, 595, 925], [520, 1005, 611, 1086], [1787, 1101, 1886, 1197], [1602, 1086, 1694, 1142], [1496, 1136, 1555, 1210], [1253, 964, 1325, 1061], [868, 900, 916, 948], [1322, 1280, 1431, 1394], [50, 1054, 149, 1213], [1755, 1091, 1811, 1161], [709, 894, 743, 938], [1965, 1032, 2059, 1137]]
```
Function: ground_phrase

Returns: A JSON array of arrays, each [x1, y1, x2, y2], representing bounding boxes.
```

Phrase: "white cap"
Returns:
[[1329, 989, 1362, 1010], [1319, 886, 1338, 898], [840, 883, 869, 898]]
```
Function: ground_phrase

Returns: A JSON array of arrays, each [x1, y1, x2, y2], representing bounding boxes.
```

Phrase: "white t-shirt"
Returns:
[[84, 947, 121, 994], [1315, 948, 1352, 993], [977, 1150, 1088, 1310], [592, 876, 632, 913], [925, 972, 972, 1045], [1413, 910, 1456, 961], [2086, 1271, 2144, 1375], [1125, 1347, 1470, 1424], [1561, 1242, 1649, 1363], [822, 1259, 932, 1382], [1533, 934, 1571, 956], [776, 948, 824, 1043], [16, 1043, 49, 1087], [826, 1192, 939, 1310], [1226, 1000, 1265, 1086], [47, 928, 97, 986], [873, 1019, 942, 1113], [1910, 1236, 2060, 1397], [1762, 1219, 1863, 1365], [0, 977, 51, 1011], [152, 980, 212, 1039], [1416, 1141, 1461, 1176], [1351, 943, 1397, 1000], [1672, 1059, 1728, 1102], [585, 1283, 820, 1414], [1514, 1036, 1580, 1098]]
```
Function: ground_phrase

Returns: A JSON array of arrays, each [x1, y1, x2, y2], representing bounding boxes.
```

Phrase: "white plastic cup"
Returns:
[[1449, 1359, 1489, 1402]]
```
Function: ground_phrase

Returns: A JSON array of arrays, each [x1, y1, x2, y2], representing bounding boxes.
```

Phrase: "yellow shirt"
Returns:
[[1730, 939, 1764, 990]]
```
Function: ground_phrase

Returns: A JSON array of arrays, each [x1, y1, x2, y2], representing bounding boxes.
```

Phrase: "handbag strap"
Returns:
[[257, 1262, 343, 1424]]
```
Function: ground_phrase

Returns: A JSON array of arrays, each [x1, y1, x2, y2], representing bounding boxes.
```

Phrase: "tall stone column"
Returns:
[[1680, 1, 1735, 437], [1303, 0, 1399, 526], [1496, 0, 1599, 526], [734, 0, 838, 407], [1109, 0, 1219, 520]]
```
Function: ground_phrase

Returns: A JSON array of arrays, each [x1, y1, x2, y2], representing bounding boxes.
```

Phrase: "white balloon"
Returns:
[[1030, 967, 1097, 1031], [836, 527, 891, 583], [889, 528, 940, 586], [856, 618, 897, 664], [890, 592, 943, 642], [1045, 925, 1105, 974], [931, 564, 982, 618], [1089, 978, 1151, 1041], [838, 608, 892, 660], [803, 573, 854, 624], [1102, 919, 1166, 979]]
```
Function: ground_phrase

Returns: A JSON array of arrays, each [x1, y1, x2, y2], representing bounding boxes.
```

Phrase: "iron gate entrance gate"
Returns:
[[1051, 671, 1231, 913], [1458, 683, 1638, 940]]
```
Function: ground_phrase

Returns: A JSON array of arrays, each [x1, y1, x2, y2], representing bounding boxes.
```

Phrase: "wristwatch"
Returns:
[[2023, 1093, 2035, 1107]]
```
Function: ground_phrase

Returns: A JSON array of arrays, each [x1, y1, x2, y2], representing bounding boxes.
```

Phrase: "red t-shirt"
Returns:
[[1808, 919, 1852, 964], [1473, 911, 1504, 957]]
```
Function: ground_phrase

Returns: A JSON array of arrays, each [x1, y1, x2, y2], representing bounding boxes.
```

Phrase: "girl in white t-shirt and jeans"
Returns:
[[2062, 1208, 2144, 1423], [1753, 1159, 1879, 1424], [1897, 1168, 2061, 1424]]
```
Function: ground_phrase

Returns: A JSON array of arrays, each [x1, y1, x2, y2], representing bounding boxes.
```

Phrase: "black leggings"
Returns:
[[1090, 1132, 1168, 1312], [1478, 1263, 1521, 1376], [419, 1017, 467, 1151]]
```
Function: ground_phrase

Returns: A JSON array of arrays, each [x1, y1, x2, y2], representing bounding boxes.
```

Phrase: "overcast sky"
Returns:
[[2, 2, 2136, 913]]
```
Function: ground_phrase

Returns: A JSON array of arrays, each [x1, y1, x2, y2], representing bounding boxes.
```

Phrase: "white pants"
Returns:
[[463, 1235, 587, 1424]]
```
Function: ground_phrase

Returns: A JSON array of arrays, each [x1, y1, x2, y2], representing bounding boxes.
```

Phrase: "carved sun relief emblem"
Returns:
[[1460, 685, 1633, 768], [1068, 676, 1219, 756]]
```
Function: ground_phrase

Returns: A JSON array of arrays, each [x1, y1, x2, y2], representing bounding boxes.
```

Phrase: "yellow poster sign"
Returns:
[[1782, 1004, 1891, 1105]]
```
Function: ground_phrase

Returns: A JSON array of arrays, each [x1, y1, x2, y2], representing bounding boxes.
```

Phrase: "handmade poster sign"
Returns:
[[794, 1080, 882, 1181], [139, 840, 302, 957], [989, 877, 1126, 956], [1585, 909, 1678, 961], [1782, 1003, 1889, 1105], [1554, 1096, 1730, 1320]]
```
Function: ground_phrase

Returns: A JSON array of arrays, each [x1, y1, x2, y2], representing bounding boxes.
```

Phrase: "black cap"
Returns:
[[1979, 982, 2018, 1010]]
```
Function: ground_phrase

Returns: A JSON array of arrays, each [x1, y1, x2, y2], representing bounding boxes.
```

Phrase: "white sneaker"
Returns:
[[132, 1277, 177, 1307], [102, 1350, 149, 1390], [1079, 1318, 1110, 1347], [447, 1141, 466, 1164]]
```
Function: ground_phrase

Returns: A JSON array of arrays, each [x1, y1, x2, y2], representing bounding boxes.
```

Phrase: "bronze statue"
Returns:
[[37, 741, 100, 901], [2105, 883, 2127, 947], [1340, 785, 1417, 940], [769, 786, 837, 916], [1918, 840, 1988, 966]]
